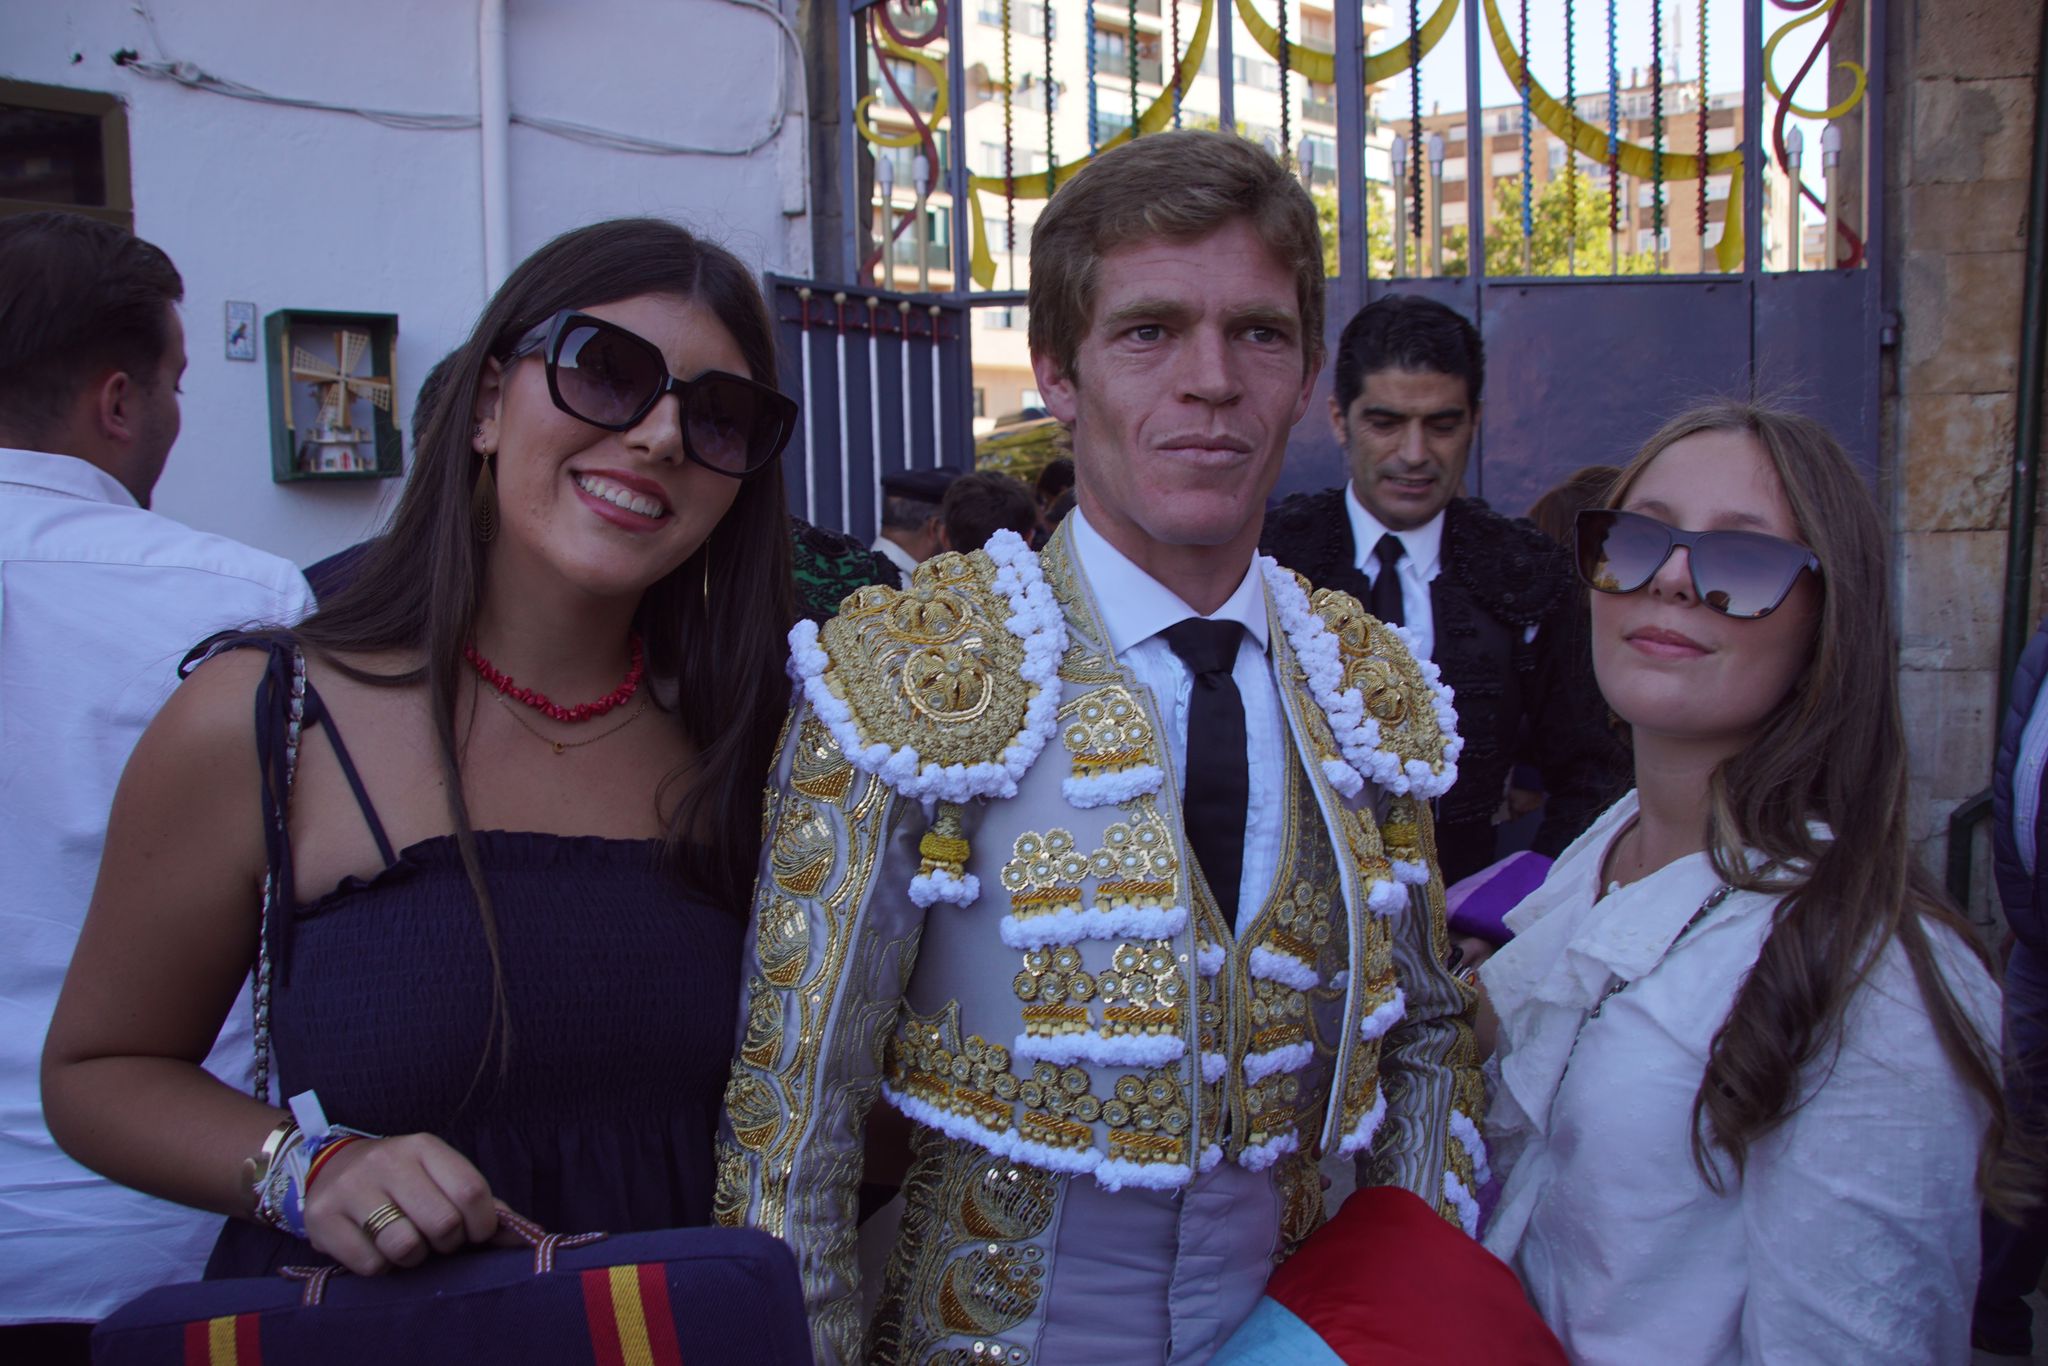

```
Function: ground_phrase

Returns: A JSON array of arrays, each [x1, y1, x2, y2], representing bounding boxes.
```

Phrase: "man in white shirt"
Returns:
[[0, 211, 314, 1359], [869, 466, 959, 585], [1263, 295, 1626, 885], [721, 130, 1479, 1364]]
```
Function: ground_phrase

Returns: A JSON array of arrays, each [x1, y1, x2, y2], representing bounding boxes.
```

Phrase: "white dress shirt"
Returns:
[[0, 447, 315, 1322], [1067, 509, 1286, 925], [1345, 482, 1445, 662], [871, 534, 921, 589], [1480, 792, 1998, 1365]]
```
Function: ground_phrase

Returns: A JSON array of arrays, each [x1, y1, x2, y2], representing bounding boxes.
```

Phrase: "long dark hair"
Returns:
[[1607, 401, 2024, 1215], [296, 218, 795, 1050]]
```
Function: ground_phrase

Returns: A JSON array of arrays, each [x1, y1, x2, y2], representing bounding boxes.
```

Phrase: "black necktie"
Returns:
[[1162, 618, 1250, 928], [1369, 532, 1406, 627]]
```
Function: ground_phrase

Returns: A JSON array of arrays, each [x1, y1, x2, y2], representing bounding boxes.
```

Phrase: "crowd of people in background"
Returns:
[[0, 120, 2037, 1366]]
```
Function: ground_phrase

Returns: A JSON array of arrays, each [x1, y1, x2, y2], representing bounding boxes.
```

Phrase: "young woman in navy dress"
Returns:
[[43, 218, 798, 1277]]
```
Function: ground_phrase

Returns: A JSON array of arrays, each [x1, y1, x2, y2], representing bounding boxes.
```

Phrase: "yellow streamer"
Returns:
[[1480, 0, 1747, 271], [1761, 0, 1867, 120], [1233, 0, 1461, 88], [855, 20, 950, 150], [961, 0, 1219, 285]]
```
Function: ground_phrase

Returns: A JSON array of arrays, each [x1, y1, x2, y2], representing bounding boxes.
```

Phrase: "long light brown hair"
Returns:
[[1607, 400, 2023, 1214]]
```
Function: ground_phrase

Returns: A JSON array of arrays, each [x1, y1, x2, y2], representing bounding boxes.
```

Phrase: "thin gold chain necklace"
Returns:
[[494, 688, 648, 754]]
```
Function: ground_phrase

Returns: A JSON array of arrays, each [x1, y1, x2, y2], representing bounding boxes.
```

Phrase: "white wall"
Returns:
[[1, 0, 808, 566]]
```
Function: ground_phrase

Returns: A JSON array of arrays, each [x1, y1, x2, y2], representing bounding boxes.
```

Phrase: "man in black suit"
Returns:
[[1262, 294, 1625, 886]]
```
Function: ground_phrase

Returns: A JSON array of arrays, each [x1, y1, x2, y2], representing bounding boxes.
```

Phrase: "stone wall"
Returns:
[[1889, 0, 2041, 924]]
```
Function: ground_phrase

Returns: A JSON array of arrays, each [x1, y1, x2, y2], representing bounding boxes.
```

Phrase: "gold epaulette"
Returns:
[[1306, 583, 1461, 796], [816, 549, 1034, 771]]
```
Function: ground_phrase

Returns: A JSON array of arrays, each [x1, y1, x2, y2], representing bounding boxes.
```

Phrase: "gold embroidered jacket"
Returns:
[[715, 521, 1484, 1362]]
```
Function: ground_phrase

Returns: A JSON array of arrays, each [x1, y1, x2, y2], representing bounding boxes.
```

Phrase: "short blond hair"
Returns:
[[1026, 130, 1324, 381]]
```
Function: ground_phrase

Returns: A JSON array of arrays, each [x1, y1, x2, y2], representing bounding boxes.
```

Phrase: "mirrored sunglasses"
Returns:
[[1574, 508, 1821, 619], [505, 309, 796, 478]]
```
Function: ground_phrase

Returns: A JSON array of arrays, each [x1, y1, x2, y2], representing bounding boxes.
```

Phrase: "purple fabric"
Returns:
[[94, 1227, 811, 1365], [1446, 851, 1554, 944], [207, 826, 742, 1277]]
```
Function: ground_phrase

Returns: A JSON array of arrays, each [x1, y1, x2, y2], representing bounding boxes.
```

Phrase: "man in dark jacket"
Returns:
[[1262, 294, 1625, 885], [1974, 617, 2048, 1357]]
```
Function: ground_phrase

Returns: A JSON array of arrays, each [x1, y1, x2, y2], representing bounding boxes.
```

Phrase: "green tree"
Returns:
[[1313, 184, 1394, 281], [1438, 173, 1659, 277]]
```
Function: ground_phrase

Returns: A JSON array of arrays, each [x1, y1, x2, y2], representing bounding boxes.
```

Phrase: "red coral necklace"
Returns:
[[464, 634, 645, 722]]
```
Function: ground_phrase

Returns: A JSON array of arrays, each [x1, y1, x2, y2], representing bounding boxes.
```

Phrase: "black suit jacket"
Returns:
[[1262, 490, 1627, 885]]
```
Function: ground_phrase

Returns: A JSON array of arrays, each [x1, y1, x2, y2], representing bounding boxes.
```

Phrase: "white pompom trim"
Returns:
[[1012, 1031, 1186, 1068], [1094, 1156, 1196, 1192], [880, 1083, 1196, 1192], [1444, 1171, 1482, 1237], [1242, 1040, 1314, 1085], [1236, 1130, 1301, 1172], [1447, 1108, 1493, 1188], [1247, 945, 1319, 991], [1366, 876, 1408, 917], [909, 869, 980, 908], [1335, 1088, 1389, 1157], [1391, 859, 1431, 886], [1195, 944, 1226, 978], [1200, 1051, 1227, 1084], [997, 902, 1188, 951], [882, 1083, 1097, 1176], [1062, 765, 1165, 809], [1358, 988, 1407, 1042]]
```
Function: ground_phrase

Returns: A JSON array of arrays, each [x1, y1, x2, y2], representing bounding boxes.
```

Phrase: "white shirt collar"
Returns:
[[1068, 507, 1270, 660], [870, 534, 922, 578], [1344, 480, 1444, 580], [0, 446, 138, 508]]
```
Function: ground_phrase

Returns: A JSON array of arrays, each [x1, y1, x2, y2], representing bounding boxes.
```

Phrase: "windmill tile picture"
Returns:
[[263, 309, 401, 482]]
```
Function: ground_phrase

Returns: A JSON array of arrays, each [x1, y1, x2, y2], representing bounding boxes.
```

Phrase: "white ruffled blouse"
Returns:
[[1479, 792, 2000, 1366]]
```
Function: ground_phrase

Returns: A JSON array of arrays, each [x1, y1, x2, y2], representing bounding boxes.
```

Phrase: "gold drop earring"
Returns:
[[472, 423, 498, 543]]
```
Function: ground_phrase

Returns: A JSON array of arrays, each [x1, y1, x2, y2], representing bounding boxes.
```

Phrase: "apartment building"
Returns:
[[860, 0, 1397, 432]]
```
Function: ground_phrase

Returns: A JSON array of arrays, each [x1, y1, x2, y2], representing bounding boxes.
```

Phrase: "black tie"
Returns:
[[1162, 618, 1250, 928], [1369, 533, 1406, 627]]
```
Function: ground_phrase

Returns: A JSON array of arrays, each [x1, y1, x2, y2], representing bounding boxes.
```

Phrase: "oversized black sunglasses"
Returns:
[[1574, 508, 1821, 619], [504, 309, 796, 478]]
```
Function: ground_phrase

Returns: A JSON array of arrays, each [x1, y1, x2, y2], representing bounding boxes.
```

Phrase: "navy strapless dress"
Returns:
[[206, 646, 742, 1276]]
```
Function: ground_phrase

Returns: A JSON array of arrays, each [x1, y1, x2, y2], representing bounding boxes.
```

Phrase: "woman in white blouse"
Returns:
[[1478, 401, 2019, 1364]]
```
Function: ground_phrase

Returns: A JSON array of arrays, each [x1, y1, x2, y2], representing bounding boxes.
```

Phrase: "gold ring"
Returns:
[[360, 1201, 408, 1240]]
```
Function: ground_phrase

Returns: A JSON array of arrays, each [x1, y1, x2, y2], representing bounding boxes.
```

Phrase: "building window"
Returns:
[[1232, 55, 1281, 92], [0, 79, 132, 230], [1013, 72, 1059, 114], [977, 0, 1049, 34], [973, 387, 987, 418]]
